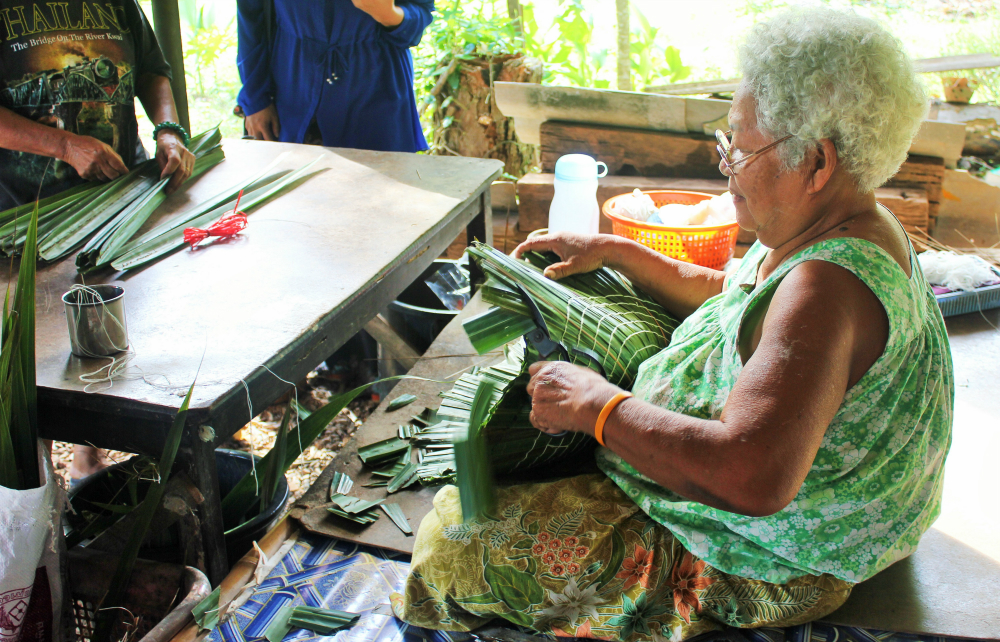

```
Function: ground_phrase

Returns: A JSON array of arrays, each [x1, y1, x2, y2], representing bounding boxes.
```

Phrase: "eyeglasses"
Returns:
[[716, 130, 793, 176]]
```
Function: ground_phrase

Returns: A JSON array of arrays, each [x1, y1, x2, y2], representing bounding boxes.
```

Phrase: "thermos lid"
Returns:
[[554, 154, 609, 182]]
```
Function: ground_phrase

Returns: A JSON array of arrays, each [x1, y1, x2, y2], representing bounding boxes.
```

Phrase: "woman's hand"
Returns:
[[155, 130, 195, 194], [514, 231, 619, 280], [60, 133, 128, 182], [245, 104, 281, 141], [526, 361, 621, 436], [352, 0, 404, 27]]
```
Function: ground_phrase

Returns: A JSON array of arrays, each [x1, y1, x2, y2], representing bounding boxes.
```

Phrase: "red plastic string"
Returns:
[[183, 190, 248, 247]]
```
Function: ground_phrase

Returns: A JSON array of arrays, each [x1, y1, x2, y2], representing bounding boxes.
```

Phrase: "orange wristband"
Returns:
[[594, 392, 632, 446]]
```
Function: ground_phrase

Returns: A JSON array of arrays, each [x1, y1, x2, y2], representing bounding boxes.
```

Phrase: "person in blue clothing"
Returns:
[[236, 0, 434, 152]]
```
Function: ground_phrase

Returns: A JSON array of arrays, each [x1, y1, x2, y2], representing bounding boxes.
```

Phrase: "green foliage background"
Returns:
[[135, 0, 1000, 148]]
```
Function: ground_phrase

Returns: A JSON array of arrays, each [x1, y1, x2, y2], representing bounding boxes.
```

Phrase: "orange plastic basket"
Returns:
[[603, 190, 739, 271]]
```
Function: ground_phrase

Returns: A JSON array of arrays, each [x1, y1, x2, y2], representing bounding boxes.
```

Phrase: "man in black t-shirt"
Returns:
[[0, 0, 194, 209], [0, 0, 195, 481]]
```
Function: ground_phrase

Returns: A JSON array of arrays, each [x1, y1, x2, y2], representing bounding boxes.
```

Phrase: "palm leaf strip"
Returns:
[[466, 243, 678, 389], [0, 202, 39, 489], [112, 156, 325, 272]]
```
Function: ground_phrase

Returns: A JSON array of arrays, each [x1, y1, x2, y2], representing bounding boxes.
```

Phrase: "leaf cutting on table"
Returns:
[[386, 462, 418, 493], [386, 393, 417, 411], [13, 126, 226, 264], [329, 471, 354, 499], [358, 437, 409, 466], [410, 407, 438, 427], [327, 493, 382, 525], [111, 155, 327, 272], [381, 503, 413, 535]]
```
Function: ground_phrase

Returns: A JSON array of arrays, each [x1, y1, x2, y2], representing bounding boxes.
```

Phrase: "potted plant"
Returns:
[[0, 206, 69, 640], [942, 76, 978, 103]]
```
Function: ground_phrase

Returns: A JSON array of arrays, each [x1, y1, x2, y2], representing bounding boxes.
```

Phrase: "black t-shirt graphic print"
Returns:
[[0, 1, 171, 207]]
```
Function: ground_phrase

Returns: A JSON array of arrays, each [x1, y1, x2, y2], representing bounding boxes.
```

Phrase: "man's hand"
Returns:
[[60, 134, 128, 182], [155, 130, 195, 194], [526, 361, 620, 436], [352, 0, 404, 27], [245, 104, 281, 141]]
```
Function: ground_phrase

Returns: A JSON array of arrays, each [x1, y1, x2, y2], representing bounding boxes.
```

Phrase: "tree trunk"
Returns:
[[616, 0, 632, 91], [432, 54, 542, 179]]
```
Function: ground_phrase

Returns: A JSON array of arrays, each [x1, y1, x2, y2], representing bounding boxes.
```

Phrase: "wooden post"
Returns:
[[507, 0, 523, 40], [616, 0, 632, 91], [151, 0, 191, 132]]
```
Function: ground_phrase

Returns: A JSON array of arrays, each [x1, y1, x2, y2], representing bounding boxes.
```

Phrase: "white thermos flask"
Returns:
[[548, 154, 609, 235]]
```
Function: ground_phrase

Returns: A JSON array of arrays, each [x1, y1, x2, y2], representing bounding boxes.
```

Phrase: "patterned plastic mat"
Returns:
[[209, 532, 982, 642], [208, 533, 469, 642]]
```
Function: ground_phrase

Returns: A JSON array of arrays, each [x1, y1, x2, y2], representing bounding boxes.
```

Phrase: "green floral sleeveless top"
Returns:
[[597, 236, 954, 584]]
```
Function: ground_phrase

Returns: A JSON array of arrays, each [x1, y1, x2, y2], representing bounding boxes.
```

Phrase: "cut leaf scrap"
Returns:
[[191, 586, 222, 632], [382, 503, 413, 535], [357, 437, 409, 466], [329, 471, 354, 499], [386, 462, 418, 493], [386, 393, 417, 411]]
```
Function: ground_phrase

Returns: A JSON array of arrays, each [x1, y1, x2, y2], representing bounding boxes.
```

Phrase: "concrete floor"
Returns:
[[937, 307, 1000, 562], [825, 306, 1000, 639]]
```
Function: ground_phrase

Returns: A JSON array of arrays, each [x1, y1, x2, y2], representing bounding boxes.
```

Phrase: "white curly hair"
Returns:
[[737, 7, 927, 193]]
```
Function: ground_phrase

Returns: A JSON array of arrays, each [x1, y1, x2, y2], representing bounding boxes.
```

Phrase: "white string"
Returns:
[[259, 365, 302, 455], [240, 378, 259, 496], [67, 284, 192, 394], [67, 284, 137, 393], [235, 365, 303, 498]]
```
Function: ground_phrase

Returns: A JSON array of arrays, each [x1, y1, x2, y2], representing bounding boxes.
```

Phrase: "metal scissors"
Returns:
[[514, 284, 606, 437]]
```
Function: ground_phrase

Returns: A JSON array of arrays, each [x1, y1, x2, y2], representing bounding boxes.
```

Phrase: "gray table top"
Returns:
[[3, 140, 502, 425]]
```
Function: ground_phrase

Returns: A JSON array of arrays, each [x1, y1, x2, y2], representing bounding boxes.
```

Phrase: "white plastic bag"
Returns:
[[652, 192, 737, 227], [0, 448, 67, 642], [612, 189, 658, 221]]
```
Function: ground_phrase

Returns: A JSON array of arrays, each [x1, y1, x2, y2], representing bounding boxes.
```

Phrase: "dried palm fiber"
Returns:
[[414, 246, 680, 484]]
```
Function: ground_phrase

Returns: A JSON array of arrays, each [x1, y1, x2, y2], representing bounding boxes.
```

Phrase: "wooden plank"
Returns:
[[364, 316, 421, 371], [493, 81, 730, 143], [440, 210, 528, 260], [908, 120, 967, 162], [290, 294, 501, 555], [645, 54, 1000, 95], [516, 173, 730, 234], [874, 187, 929, 231], [540, 121, 721, 179], [885, 155, 945, 230], [645, 77, 740, 96], [914, 53, 1000, 73]]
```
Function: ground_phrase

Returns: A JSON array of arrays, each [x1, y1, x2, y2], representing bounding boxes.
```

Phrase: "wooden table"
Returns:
[[2, 139, 502, 583]]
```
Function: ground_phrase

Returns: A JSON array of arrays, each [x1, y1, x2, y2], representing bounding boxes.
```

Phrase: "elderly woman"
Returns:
[[397, 7, 952, 640]]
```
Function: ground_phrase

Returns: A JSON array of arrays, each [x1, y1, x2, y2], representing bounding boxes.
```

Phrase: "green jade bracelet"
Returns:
[[152, 121, 190, 147]]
